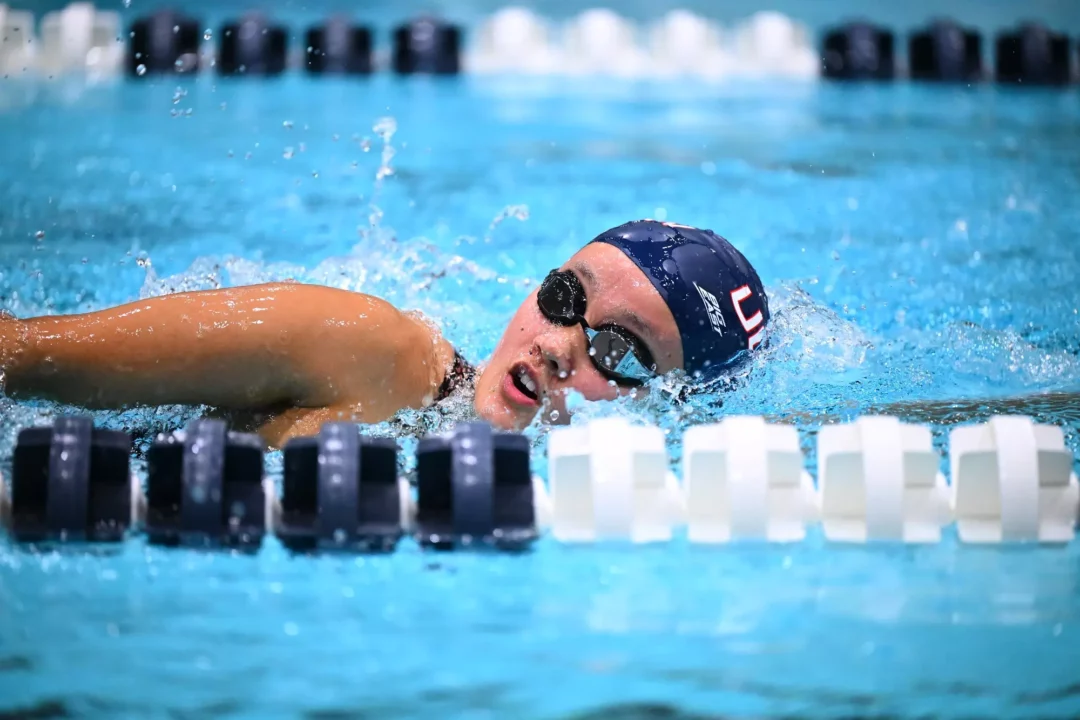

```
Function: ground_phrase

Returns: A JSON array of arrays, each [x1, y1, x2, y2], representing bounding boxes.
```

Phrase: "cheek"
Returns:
[[492, 302, 544, 358]]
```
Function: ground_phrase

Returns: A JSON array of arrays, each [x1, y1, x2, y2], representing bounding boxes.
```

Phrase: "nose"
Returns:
[[536, 325, 580, 384]]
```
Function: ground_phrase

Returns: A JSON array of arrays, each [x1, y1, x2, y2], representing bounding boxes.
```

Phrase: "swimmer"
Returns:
[[0, 220, 770, 446]]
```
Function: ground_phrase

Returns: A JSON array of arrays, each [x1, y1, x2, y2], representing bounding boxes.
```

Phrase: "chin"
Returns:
[[474, 395, 532, 430]]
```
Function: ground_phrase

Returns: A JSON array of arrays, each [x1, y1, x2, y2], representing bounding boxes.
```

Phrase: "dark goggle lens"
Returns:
[[537, 271, 585, 325], [591, 329, 631, 372], [587, 326, 654, 386]]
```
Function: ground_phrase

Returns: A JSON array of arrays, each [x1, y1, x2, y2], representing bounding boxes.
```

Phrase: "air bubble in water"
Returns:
[[283, 120, 294, 129], [333, 529, 347, 543], [204, 29, 213, 41], [549, 410, 560, 421], [136, 64, 146, 75], [283, 147, 294, 159], [34, 230, 44, 240]]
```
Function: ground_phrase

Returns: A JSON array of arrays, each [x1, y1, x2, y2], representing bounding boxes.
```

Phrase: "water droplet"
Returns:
[[136, 64, 146, 76]]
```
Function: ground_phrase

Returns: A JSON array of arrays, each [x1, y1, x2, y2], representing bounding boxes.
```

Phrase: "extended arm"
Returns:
[[0, 282, 454, 423]]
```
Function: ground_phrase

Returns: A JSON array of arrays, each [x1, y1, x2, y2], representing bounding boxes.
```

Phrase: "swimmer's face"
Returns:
[[474, 242, 684, 430]]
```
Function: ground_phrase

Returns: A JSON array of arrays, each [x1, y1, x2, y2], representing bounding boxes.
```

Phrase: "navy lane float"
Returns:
[[278, 423, 404, 552], [145, 419, 266, 549], [9, 416, 132, 543], [414, 422, 538, 550], [128, 10, 201, 75], [909, 20, 982, 82]]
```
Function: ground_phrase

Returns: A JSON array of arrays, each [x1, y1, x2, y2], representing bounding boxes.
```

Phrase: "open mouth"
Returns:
[[509, 363, 540, 403]]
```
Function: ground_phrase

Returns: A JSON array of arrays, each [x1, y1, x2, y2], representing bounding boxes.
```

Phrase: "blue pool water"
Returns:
[[2, 72, 1080, 716]]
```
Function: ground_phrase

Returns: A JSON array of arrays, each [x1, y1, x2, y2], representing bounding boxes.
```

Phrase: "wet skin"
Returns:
[[474, 242, 684, 430], [0, 244, 683, 446]]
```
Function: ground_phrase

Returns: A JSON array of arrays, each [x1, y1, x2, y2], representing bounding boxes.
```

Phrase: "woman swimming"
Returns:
[[0, 219, 770, 446]]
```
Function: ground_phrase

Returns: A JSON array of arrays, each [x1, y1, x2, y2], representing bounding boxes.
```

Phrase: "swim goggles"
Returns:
[[536, 269, 658, 386]]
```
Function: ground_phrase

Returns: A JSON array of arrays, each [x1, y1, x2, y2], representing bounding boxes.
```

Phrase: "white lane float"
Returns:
[[950, 415, 1079, 544], [647, 10, 731, 79], [561, 8, 649, 77], [38, 2, 123, 77], [0, 5, 36, 76], [682, 415, 818, 542], [469, 7, 558, 74], [818, 416, 951, 543], [548, 417, 683, 543]]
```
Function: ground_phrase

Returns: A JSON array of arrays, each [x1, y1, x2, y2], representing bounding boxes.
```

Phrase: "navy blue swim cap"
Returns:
[[590, 219, 770, 382]]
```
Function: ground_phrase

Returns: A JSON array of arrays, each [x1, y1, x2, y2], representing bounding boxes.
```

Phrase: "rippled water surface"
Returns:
[[1, 76, 1079, 718]]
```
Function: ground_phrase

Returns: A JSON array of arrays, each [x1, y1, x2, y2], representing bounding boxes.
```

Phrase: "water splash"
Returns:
[[363, 117, 397, 237], [484, 204, 530, 243]]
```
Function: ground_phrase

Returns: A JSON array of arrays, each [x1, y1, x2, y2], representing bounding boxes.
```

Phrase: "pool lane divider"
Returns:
[[7, 3, 1080, 84], [1, 413, 1077, 551]]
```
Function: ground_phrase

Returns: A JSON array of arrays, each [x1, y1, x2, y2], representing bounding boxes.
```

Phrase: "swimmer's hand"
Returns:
[[0, 283, 455, 434]]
